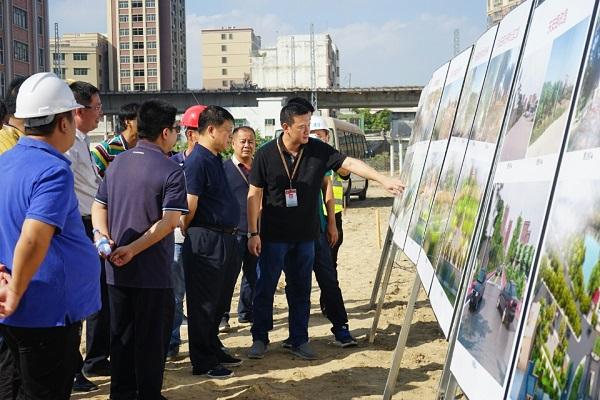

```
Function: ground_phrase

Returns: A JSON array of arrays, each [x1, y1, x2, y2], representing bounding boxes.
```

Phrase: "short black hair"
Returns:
[[280, 102, 312, 127], [286, 97, 315, 113], [4, 76, 28, 115], [232, 125, 256, 138], [69, 81, 99, 106], [118, 102, 140, 132], [137, 100, 177, 141], [26, 111, 73, 137], [197, 105, 234, 134], [0, 100, 7, 124]]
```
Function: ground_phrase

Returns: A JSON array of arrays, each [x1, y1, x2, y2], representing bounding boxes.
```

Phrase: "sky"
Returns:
[[48, 0, 488, 89]]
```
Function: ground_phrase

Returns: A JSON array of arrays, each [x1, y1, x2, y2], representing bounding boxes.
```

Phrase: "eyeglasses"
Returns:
[[171, 125, 181, 133], [84, 104, 103, 111]]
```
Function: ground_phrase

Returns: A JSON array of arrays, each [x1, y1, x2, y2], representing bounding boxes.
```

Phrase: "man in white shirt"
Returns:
[[64, 81, 107, 392]]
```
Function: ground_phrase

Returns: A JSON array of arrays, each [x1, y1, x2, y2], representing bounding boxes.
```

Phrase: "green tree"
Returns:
[[488, 199, 505, 271], [508, 216, 523, 264], [588, 259, 600, 296], [352, 108, 391, 131]]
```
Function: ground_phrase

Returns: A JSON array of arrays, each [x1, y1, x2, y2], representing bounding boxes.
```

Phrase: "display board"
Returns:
[[507, 5, 600, 399], [414, 25, 499, 338], [403, 47, 474, 268], [392, 64, 449, 247], [450, 0, 596, 399]]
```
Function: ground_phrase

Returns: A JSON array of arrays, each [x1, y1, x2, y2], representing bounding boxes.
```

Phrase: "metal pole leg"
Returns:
[[443, 374, 458, 400], [382, 273, 422, 400], [370, 227, 392, 308], [369, 245, 398, 343]]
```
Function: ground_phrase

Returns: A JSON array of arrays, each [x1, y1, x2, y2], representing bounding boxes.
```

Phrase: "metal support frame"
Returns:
[[382, 273, 422, 399], [369, 226, 393, 308], [369, 244, 398, 343]]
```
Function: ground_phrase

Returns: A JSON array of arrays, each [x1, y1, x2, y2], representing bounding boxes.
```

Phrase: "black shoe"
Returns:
[[238, 316, 252, 324], [72, 373, 99, 392], [166, 346, 180, 361], [218, 353, 243, 367], [192, 365, 234, 379]]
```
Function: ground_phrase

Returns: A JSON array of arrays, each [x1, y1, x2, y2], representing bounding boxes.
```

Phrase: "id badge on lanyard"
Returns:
[[285, 188, 298, 207], [277, 139, 303, 208]]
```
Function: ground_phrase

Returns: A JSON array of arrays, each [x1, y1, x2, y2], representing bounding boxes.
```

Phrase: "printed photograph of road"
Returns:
[[510, 9, 600, 399], [458, 181, 549, 385]]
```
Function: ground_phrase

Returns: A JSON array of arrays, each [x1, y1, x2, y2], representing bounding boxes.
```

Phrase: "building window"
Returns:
[[132, 42, 144, 49], [148, 83, 157, 90], [119, 29, 129, 36], [74, 68, 89, 76], [38, 48, 45, 67], [131, 0, 143, 7], [222, 68, 227, 75], [147, 55, 157, 63], [147, 41, 156, 49], [132, 14, 143, 22], [13, 7, 27, 29], [0, 38, 3, 65], [221, 33, 226, 40], [147, 14, 156, 21], [73, 53, 88, 61], [53, 68, 66, 78], [147, 68, 157, 76], [133, 69, 144, 77], [265, 118, 275, 126], [221, 45, 227, 51], [147, 27, 156, 35], [37, 16, 43, 35], [132, 28, 143, 35], [120, 55, 130, 63], [118, 1, 128, 8], [119, 42, 130, 50], [134, 83, 145, 91], [52, 53, 65, 61], [120, 69, 130, 77], [133, 55, 144, 63], [119, 15, 128, 22], [1, 71, 5, 97], [222, 57, 227, 63], [121, 84, 131, 91], [13, 41, 28, 62], [222, 80, 228, 87], [146, 0, 155, 7], [229, 33, 233, 39]]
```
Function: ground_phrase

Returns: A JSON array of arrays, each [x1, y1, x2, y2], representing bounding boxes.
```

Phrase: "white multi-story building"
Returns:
[[251, 34, 340, 89], [487, 0, 526, 25], [106, 0, 187, 91]]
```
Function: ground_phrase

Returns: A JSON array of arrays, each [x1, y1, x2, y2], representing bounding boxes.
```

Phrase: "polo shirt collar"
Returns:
[[277, 132, 305, 156], [196, 143, 222, 160], [136, 139, 166, 155], [17, 136, 71, 165]]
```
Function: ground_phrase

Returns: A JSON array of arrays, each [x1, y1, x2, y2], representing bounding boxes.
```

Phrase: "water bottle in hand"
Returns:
[[95, 237, 112, 258]]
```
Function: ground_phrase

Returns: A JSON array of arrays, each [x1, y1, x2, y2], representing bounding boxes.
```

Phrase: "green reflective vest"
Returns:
[[323, 172, 345, 216]]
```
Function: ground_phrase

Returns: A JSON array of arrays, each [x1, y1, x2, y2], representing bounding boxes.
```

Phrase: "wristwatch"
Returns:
[[247, 232, 259, 239]]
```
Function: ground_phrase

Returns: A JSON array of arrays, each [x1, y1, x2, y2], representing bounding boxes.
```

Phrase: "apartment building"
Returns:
[[487, 0, 526, 25], [107, 0, 187, 91], [0, 0, 50, 97], [201, 27, 261, 90], [51, 33, 111, 91]]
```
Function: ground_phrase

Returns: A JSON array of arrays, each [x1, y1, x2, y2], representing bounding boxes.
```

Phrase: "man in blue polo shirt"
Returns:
[[0, 72, 100, 399], [181, 105, 242, 378], [91, 100, 188, 399]]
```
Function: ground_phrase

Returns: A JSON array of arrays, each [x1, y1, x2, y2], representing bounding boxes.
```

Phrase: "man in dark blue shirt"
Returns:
[[92, 100, 188, 399], [0, 72, 100, 399], [181, 106, 242, 378], [221, 126, 258, 329]]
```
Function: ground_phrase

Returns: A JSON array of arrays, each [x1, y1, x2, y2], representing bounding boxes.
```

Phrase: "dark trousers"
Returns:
[[183, 227, 238, 372], [81, 216, 111, 373], [322, 212, 344, 314], [108, 286, 173, 400], [313, 231, 349, 330], [0, 322, 80, 400], [252, 240, 314, 347], [222, 235, 257, 322]]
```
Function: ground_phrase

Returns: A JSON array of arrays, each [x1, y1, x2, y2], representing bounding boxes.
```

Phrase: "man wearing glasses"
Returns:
[[64, 81, 107, 392], [91, 100, 188, 399]]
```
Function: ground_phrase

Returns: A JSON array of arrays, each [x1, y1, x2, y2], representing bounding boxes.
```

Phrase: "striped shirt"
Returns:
[[91, 134, 129, 177], [0, 124, 24, 155]]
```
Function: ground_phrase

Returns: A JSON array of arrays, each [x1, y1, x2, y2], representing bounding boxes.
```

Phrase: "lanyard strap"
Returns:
[[233, 162, 250, 185], [276, 138, 304, 188]]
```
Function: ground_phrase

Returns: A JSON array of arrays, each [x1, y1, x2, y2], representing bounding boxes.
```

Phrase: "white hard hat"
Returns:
[[15, 72, 83, 127], [310, 115, 330, 132]]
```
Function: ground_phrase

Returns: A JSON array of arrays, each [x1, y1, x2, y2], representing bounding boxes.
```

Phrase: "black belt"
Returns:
[[82, 215, 92, 221], [195, 224, 237, 235]]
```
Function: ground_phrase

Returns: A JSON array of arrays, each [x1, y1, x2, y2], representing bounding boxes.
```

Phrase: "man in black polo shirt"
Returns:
[[181, 106, 242, 378], [247, 101, 404, 360], [91, 100, 188, 399]]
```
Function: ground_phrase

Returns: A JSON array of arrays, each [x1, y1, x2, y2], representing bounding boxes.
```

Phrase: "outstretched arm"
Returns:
[[339, 157, 405, 195]]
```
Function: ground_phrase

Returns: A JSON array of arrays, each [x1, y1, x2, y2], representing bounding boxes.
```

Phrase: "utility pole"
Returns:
[[290, 36, 296, 88], [453, 29, 460, 56], [310, 23, 317, 109], [54, 23, 61, 78]]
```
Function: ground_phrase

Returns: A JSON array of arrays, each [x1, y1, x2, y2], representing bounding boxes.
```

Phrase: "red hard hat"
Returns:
[[181, 104, 207, 129]]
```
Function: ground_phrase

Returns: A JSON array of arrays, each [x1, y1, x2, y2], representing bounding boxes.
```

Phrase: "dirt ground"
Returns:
[[73, 181, 448, 400]]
